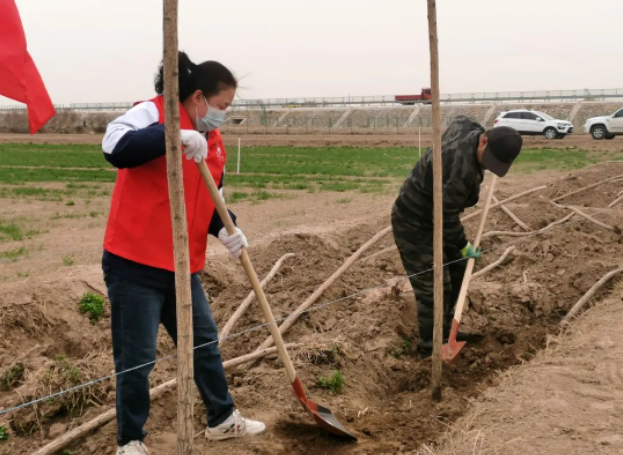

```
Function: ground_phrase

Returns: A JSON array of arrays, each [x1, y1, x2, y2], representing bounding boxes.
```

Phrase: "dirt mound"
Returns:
[[0, 165, 622, 454], [0, 271, 176, 445], [428, 282, 623, 455]]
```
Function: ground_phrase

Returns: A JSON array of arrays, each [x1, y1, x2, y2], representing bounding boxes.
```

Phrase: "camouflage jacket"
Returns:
[[393, 116, 484, 248]]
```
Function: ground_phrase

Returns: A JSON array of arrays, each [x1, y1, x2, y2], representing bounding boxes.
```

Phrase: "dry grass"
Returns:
[[11, 354, 108, 436], [411, 410, 526, 455]]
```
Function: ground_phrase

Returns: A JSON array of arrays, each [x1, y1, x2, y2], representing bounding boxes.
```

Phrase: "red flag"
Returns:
[[0, 0, 55, 134]]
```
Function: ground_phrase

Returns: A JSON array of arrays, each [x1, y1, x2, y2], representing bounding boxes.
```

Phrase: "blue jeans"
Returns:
[[105, 273, 234, 445]]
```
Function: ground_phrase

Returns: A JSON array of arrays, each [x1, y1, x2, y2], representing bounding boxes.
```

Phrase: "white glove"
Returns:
[[218, 227, 248, 258], [180, 130, 207, 163]]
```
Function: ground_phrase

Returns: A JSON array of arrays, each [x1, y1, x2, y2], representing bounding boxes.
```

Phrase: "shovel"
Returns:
[[442, 175, 497, 363], [196, 161, 357, 442]]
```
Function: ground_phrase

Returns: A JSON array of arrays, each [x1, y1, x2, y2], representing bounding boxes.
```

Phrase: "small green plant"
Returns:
[[88, 211, 100, 218], [33, 354, 104, 419], [0, 221, 23, 242], [78, 293, 105, 322], [0, 246, 26, 260], [65, 201, 75, 206], [253, 191, 274, 201], [62, 255, 75, 266], [389, 339, 412, 359], [230, 191, 249, 203], [1, 363, 25, 391], [53, 355, 82, 383], [523, 349, 537, 360], [25, 229, 42, 238], [309, 345, 341, 365], [51, 212, 87, 220], [60, 451, 73, 455], [0, 425, 8, 442], [317, 371, 345, 394], [327, 345, 341, 363], [336, 197, 352, 204]]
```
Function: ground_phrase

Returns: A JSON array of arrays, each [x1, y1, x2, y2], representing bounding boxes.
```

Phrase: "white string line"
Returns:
[[0, 200, 620, 418]]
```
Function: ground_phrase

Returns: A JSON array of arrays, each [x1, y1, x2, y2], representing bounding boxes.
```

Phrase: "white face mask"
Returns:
[[196, 97, 226, 132]]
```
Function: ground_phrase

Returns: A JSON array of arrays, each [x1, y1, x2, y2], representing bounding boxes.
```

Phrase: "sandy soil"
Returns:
[[0, 162, 622, 455], [429, 281, 623, 455], [0, 171, 549, 285]]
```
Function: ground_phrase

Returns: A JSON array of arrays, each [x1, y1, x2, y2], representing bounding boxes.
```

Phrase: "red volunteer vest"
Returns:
[[104, 95, 226, 273]]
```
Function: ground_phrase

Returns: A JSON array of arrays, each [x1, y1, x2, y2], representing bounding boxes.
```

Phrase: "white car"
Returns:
[[584, 107, 623, 140], [494, 110, 573, 140]]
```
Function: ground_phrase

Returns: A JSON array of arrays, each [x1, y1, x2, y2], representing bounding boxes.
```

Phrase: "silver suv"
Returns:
[[584, 107, 623, 140], [494, 110, 573, 140]]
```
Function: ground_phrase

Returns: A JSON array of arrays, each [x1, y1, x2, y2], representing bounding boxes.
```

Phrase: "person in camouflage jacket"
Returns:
[[392, 116, 522, 357]]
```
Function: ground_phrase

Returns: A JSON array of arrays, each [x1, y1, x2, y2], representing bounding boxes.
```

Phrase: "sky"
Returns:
[[2, 0, 622, 106]]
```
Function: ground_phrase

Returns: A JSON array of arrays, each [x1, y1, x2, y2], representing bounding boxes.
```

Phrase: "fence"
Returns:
[[229, 88, 623, 109], [0, 103, 134, 112], [2, 100, 621, 135], [2, 88, 623, 112], [220, 115, 459, 135]]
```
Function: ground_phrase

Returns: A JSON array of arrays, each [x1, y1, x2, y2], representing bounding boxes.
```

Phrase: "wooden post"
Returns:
[[162, 1, 194, 453], [427, 0, 444, 402], [237, 137, 241, 174]]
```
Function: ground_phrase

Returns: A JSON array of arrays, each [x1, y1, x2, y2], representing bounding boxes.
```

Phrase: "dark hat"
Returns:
[[482, 127, 523, 177]]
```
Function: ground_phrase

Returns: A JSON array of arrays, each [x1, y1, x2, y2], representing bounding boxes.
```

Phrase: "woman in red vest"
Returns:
[[102, 52, 265, 455]]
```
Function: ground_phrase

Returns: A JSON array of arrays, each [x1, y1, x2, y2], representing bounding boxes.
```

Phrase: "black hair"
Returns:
[[154, 51, 237, 101]]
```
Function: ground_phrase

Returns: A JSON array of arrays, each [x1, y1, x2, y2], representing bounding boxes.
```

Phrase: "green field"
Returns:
[[0, 141, 620, 258], [0, 143, 620, 201]]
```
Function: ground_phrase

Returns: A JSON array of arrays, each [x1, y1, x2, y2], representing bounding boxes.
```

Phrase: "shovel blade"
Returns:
[[291, 377, 358, 441], [442, 319, 466, 363], [310, 404, 358, 442], [441, 339, 466, 363]]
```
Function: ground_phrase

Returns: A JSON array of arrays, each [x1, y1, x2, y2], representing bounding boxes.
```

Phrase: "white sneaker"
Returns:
[[205, 409, 266, 441], [117, 440, 150, 455]]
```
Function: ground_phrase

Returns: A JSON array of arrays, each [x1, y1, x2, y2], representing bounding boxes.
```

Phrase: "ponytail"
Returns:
[[154, 51, 237, 101]]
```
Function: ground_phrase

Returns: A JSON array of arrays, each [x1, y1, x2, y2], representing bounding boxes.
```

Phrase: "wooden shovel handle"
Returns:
[[451, 175, 498, 322], [196, 161, 298, 382]]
